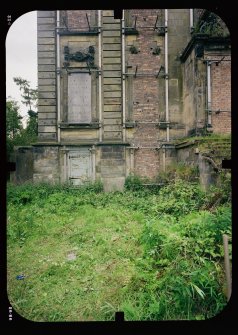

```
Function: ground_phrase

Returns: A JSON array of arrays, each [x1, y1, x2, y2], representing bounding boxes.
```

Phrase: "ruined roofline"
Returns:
[[180, 34, 230, 62]]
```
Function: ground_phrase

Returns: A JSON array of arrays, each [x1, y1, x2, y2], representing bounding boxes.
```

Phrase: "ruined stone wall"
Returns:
[[182, 49, 207, 135], [182, 51, 231, 136], [32, 9, 232, 188], [167, 9, 190, 131]]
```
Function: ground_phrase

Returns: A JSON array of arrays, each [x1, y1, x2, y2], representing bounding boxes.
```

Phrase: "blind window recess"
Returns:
[[68, 72, 92, 123]]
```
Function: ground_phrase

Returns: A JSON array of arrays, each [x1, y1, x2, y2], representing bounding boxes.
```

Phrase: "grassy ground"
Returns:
[[7, 179, 231, 321], [7, 202, 144, 321]]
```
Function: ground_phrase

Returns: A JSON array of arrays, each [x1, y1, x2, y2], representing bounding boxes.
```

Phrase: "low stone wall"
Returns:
[[33, 145, 60, 183], [12, 147, 33, 184], [11, 139, 230, 191], [198, 154, 219, 189], [97, 145, 126, 192], [175, 140, 229, 189], [176, 144, 199, 167]]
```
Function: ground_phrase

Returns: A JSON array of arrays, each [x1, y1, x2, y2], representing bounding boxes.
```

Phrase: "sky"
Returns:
[[6, 11, 37, 126]]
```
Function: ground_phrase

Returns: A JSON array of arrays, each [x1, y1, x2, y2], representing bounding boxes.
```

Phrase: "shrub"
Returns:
[[7, 180, 104, 205], [130, 205, 231, 319], [156, 162, 199, 184], [124, 174, 144, 191]]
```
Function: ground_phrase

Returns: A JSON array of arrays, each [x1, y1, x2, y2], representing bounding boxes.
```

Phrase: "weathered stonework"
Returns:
[[37, 11, 57, 142], [96, 145, 126, 191], [13, 9, 231, 190], [13, 147, 33, 184], [33, 146, 60, 183]]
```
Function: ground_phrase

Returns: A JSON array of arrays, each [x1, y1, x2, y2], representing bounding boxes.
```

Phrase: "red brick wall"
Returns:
[[211, 59, 231, 134], [133, 78, 159, 123], [211, 60, 231, 111], [134, 149, 160, 178], [126, 10, 162, 178], [211, 111, 231, 134], [64, 10, 97, 30], [132, 123, 159, 147], [127, 8, 162, 128]]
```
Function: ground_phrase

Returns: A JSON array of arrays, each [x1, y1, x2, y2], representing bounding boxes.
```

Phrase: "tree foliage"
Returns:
[[6, 99, 23, 160], [13, 77, 38, 139], [6, 99, 23, 139], [13, 77, 38, 112], [7, 78, 38, 160]]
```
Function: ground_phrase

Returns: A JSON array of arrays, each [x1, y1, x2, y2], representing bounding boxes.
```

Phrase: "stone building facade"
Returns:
[[30, 9, 231, 190]]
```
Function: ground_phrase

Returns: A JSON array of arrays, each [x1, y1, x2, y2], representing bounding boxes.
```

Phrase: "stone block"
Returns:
[[37, 38, 55, 45], [101, 165, 125, 177], [38, 92, 56, 99], [38, 65, 56, 72], [103, 70, 121, 77], [103, 44, 121, 51], [38, 58, 55, 65], [37, 17, 55, 24], [102, 10, 114, 17], [104, 91, 121, 98], [103, 17, 120, 23], [102, 177, 125, 192], [39, 85, 56, 92], [38, 98, 56, 106], [37, 44, 55, 52], [38, 71, 56, 79], [38, 78, 56, 86], [103, 23, 121, 30], [104, 78, 121, 84], [37, 11, 56, 18], [103, 30, 121, 37], [104, 84, 121, 91], [38, 24, 55, 31], [103, 131, 122, 140], [104, 98, 121, 105], [38, 30, 55, 38]]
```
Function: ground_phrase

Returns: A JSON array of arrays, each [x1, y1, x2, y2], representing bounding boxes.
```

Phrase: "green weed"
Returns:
[[7, 177, 231, 321]]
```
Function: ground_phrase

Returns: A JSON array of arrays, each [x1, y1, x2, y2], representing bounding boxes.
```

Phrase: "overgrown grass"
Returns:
[[122, 207, 231, 320], [173, 133, 231, 144], [7, 178, 231, 321]]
